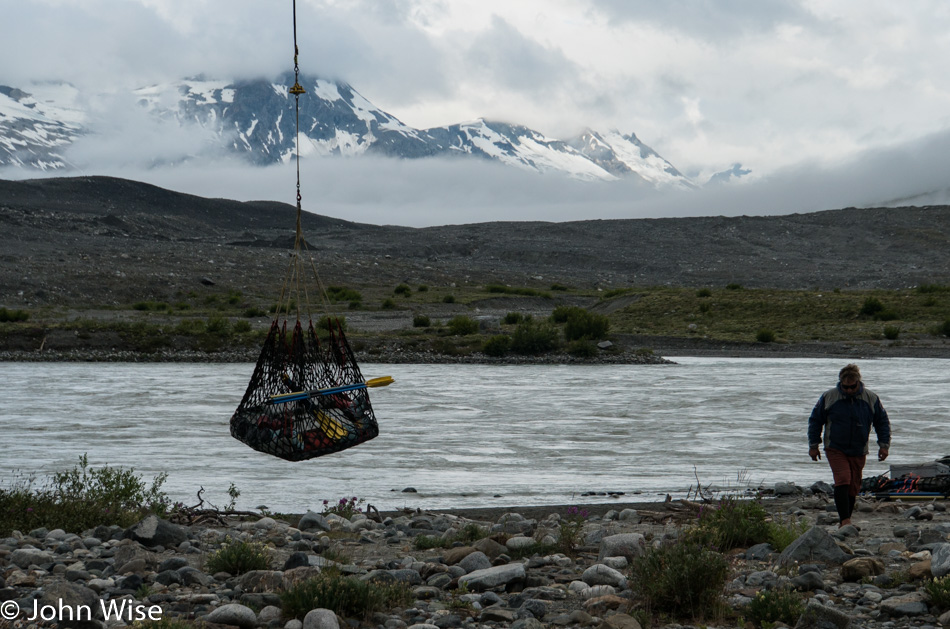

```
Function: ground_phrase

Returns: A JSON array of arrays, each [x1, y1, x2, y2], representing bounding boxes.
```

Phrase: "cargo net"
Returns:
[[230, 318, 379, 461]]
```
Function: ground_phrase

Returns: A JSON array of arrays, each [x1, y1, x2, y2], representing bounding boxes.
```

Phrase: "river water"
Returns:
[[1, 357, 947, 514]]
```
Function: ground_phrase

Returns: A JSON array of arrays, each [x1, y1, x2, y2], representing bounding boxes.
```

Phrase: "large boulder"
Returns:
[[298, 511, 331, 532], [458, 563, 526, 591], [793, 599, 851, 629], [203, 603, 258, 629], [304, 608, 340, 629], [581, 564, 627, 589], [36, 582, 103, 629], [779, 526, 851, 566], [931, 543, 950, 578], [598, 533, 645, 562], [840, 557, 885, 582], [125, 515, 187, 548]]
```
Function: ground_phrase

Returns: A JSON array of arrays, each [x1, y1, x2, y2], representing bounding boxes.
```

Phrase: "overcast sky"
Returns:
[[4, 0, 950, 225]]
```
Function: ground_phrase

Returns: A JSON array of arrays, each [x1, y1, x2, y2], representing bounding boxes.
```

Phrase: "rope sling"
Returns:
[[229, 1, 388, 461]]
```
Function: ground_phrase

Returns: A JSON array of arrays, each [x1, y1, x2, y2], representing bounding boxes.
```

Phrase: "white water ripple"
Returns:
[[1, 357, 947, 513]]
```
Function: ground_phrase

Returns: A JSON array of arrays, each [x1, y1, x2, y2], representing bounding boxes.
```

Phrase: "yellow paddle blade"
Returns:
[[366, 376, 394, 388]]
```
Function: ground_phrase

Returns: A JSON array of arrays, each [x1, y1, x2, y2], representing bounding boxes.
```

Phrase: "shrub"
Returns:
[[415, 523, 488, 550], [859, 296, 885, 316], [485, 284, 550, 297], [394, 283, 411, 297], [563, 309, 609, 341], [205, 537, 270, 575], [629, 537, 729, 619], [917, 284, 949, 293], [317, 316, 347, 332], [550, 305, 583, 323], [232, 320, 252, 334], [883, 325, 901, 340], [567, 340, 598, 358], [510, 320, 560, 354], [697, 288, 712, 297], [756, 328, 776, 343], [447, 315, 479, 335], [924, 576, 950, 610], [413, 314, 431, 328], [243, 307, 268, 318], [746, 587, 805, 627], [326, 286, 363, 303], [557, 506, 588, 555], [550, 283, 569, 291], [205, 316, 231, 336], [941, 319, 950, 337], [280, 568, 412, 620], [380, 298, 397, 310], [767, 517, 810, 552], [698, 302, 712, 314], [503, 312, 526, 325], [0, 307, 30, 322], [442, 294, 456, 304], [875, 310, 899, 321], [482, 334, 511, 357], [417, 285, 429, 292], [322, 496, 363, 519], [696, 497, 772, 550], [0, 455, 169, 535], [726, 283, 744, 290]]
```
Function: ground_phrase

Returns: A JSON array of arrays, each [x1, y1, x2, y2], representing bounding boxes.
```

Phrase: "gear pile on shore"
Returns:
[[2, 493, 950, 629]]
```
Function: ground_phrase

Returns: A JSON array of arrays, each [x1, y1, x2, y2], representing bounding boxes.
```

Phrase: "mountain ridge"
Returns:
[[1, 76, 692, 186]]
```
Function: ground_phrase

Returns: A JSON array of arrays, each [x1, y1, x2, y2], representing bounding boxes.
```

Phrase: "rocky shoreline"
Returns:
[[3, 489, 950, 629]]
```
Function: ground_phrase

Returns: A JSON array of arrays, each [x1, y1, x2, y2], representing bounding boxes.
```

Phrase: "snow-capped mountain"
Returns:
[[425, 119, 619, 182], [0, 83, 86, 170], [133, 73, 435, 164], [0, 75, 693, 186], [567, 129, 694, 188]]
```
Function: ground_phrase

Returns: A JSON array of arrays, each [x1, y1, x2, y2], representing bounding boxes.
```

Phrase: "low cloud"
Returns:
[[6, 126, 949, 228]]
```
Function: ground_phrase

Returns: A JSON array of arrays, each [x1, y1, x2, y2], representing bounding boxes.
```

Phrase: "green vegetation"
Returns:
[[510, 320, 560, 354], [629, 537, 730, 620], [746, 588, 805, 627], [485, 284, 551, 298], [482, 334, 512, 357], [5, 283, 950, 358], [689, 497, 808, 552], [606, 285, 950, 343], [447, 315, 479, 336], [205, 538, 271, 575], [414, 522, 488, 550], [503, 312, 528, 325], [925, 576, 950, 611], [756, 328, 776, 343], [0, 455, 169, 535], [0, 307, 29, 322], [280, 568, 412, 620]]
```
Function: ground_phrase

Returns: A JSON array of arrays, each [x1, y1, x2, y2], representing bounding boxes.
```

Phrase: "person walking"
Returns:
[[808, 363, 891, 528]]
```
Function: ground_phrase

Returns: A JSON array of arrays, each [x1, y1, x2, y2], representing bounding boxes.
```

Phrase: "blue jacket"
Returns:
[[808, 383, 891, 457]]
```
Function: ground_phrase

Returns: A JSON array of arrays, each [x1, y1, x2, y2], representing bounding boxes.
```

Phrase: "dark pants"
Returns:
[[825, 448, 866, 523]]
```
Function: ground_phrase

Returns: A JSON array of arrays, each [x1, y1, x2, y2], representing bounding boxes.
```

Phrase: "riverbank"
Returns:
[[3, 491, 950, 629], [1, 334, 948, 363]]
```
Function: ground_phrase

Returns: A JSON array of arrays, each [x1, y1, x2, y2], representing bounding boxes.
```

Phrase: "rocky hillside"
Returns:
[[2, 176, 950, 309]]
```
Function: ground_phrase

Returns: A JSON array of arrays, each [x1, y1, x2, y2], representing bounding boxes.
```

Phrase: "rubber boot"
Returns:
[[833, 484, 851, 524]]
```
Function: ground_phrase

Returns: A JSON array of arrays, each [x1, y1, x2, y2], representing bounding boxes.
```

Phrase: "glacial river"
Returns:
[[1, 357, 947, 513]]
